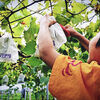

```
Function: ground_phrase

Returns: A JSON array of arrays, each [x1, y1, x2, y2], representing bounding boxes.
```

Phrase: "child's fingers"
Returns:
[[64, 25, 71, 29]]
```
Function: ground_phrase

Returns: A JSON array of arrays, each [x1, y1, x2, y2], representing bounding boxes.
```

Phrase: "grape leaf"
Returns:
[[0, 1, 5, 10], [91, 0, 98, 5], [12, 23, 24, 37], [94, 20, 100, 32], [53, 0, 65, 14], [22, 40, 36, 55], [24, 17, 39, 42], [40, 76, 49, 84], [71, 1, 86, 14], [71, 15, 83, 24], [28, 56, 42, 67]]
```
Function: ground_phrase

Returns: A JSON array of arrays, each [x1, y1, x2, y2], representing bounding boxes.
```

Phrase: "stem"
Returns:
[[1, 0, 45, 36], [19, 51, 31, 58], [12, 0, 25, 11], [10, 5, 54, 24], [89, 14, 96, 22], [6, 17, 14, 34], [7, 0, 45, 18], [49, 0, 53, 15], [64, 0, 90, 16]]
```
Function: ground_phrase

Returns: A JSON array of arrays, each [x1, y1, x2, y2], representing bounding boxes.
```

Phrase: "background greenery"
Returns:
[[0, 0, 100, 99]]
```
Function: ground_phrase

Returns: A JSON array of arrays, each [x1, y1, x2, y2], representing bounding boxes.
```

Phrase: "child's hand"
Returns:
[[40, 15, 56, 27], [64, 25, 79, 37]]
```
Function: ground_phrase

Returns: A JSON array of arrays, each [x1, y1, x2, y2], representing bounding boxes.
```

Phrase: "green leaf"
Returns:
[[28, 56, 42, 67], [0, 1, 5, 10], [14, 11, 24, 20], [94, 20, 100, 32], [23, 40, 36, 55], [71, 15, 83, 24], [71, 1, 86, 14], [75, 28, 82, 34], [91, 0, 98, 5], [45, 1, 49, 8], [19, 0, 30, 16], [23, 16, 31, 27], [82, 51, 88, 62], [24, 17, 39, 42], [14, 38, 22, 45], [85, 27, 93, 39], [87, 28, 93, 34], [84, 14, 89, 21], [1, 0, 11, 6], [22, 64, 28, 70], [22, 0, 28, 6], [85, 22, 95, 39], [52, 0, 59, 2], [1, 19, 10, 32], [13, 23, 24, 37], [60, 44, 66, 50], [69, 48, 76, 58], [53, 0, 65, 14], [40, 76, 49, 85], [56, 15, 69, 25]]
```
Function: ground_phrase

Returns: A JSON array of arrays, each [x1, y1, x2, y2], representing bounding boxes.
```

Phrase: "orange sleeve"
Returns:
[[49, 54, 100, 100]]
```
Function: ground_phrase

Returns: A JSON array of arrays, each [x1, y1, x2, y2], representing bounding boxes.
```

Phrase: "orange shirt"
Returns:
[[49, 55, 100, 100]]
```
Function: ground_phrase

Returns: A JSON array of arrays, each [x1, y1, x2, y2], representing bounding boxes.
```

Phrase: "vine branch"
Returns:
[[12, 0, 25, 11], [19, 51, 31, 58], [64, 0, 90, 16], [89, 14, 97, 22], [7, 0, 45, 18], [5, 17, 14, 34], [10, 5, 54, 24], [49, 0, 53, 16], [2, 0, 45, 36]]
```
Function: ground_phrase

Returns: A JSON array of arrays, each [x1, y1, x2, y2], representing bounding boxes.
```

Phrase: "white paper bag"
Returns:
[[35, 16, 67, 57], [0, 32, 19, 63], [49, 22, 67, 50]]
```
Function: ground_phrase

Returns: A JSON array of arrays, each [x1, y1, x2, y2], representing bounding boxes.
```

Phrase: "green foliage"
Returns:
[[71, 15, 84, 24], [0, 63, 5, 85], [28, 56, 42, 67], [53, 0, 65, 14], [23, 40, 36, 55], [71, 1, 86, 14], [40, 76, 49, 85], [13, 23, 24, 37], [24, 17, 39, 42], [1, 19, 10, 32], [91, 0, 98, 5], [0, 1, 5, 10], [94, 19, 100, 32]]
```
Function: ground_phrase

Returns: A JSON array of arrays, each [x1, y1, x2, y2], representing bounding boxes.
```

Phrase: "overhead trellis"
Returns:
[[0, 0, 99, 36]]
